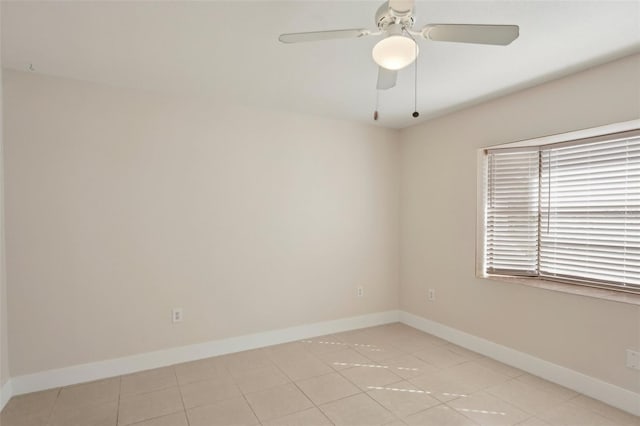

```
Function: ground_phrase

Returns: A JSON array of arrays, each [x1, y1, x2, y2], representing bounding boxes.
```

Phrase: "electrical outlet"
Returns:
[[172, 308, 183, 323], [357, 287, 364, 297], [428, 289, 436, 301], [626, 349, 640, 370]]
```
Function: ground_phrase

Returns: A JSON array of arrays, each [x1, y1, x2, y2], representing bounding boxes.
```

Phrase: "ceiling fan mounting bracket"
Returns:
[[375, 3, 415, 32]]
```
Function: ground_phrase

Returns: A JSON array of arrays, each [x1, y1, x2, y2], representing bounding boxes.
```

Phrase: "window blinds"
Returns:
[[485, 130, 640, 293], [486, 149, 539, 276]]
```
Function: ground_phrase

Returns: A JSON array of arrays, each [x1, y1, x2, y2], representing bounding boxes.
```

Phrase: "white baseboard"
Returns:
[[400, 311, 640, 417], [0, 379, 12, 411], [9, 310, 401, 399], [5, 309, 638, 417]]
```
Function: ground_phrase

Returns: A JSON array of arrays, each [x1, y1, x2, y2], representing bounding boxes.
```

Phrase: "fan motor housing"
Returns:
[[375, 2, 415, 31]]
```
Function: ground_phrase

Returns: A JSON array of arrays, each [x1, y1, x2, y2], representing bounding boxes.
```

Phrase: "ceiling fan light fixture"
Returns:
[[372, 34, 418, 70]]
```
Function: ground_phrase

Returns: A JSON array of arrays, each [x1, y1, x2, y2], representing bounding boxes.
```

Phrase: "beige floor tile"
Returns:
[[231, 364, 290, 394], [355, 344, 407, 363], [48, 399, 117, 426], [516, 375, 577, 401], [275, 354, 334, 381], [364, 325, 414, 341], [385, 354, 439, 379], [566, 395, 640, 426], [444, 361, 512, 393], [267, 343, 311, 365], [404, 404, 479, 426], [262, 407, 333, 426], [413, 346, 471, 368], [350, 340, 391, 351], [448, 391, 530, 426], [408, 366, 475, 403], [129, 411, 189, 426], [244, 383, 313, 422], [411, 332, 450, 347], [320, 393, 397, 426], [317, 348, 374, 370], [340, 365, 403, 390], [444, 344, 486, 360], [516, 417, 553, 426], [537, 400, 620, 426], [180, 377, 242, 409], [201, 354, 232, 371], [0, 410, 49, 426], [174, 358, 230, 386], [486, 376, 576, 415], [117, 387, 183, 426], [476, 358, 526, 379], [186, 396, 259, 426], [300, 335, 350, 355], [224, 349, 273, 374], [2, 388, 59, 418], [360, 336, 403, 349], [367, 380, 440, 418], [295, 372, 360, 405], [120, 367, 177, 396], [56, 378, 120, 411], [331, 329, 378, 346], [391, 337, 445, 354], [383, 420, 408, 426]]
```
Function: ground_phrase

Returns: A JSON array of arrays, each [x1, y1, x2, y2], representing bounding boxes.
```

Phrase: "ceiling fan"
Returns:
[[279, 0, 519, 91]]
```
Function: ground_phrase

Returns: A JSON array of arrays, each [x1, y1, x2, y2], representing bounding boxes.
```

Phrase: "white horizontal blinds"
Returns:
[[539, 135, 640, 291], [486, 149, 540, 276]]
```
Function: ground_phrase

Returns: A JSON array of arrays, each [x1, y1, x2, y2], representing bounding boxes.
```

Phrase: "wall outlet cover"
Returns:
[[172, 308, 184, 323], [626, 349, 640, 370]]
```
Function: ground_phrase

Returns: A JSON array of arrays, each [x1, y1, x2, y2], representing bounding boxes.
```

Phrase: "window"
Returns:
[[482, 128, 640, 294]]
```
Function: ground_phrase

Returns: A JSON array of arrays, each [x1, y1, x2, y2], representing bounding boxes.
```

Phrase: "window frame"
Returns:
[[476, 119, 640, 305]]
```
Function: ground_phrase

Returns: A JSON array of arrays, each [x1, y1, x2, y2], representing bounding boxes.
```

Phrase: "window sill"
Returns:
[[481, 274, 640, 306]]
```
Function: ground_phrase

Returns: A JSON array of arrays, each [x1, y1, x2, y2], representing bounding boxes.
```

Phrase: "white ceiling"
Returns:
[[2, 0, 639, 129]]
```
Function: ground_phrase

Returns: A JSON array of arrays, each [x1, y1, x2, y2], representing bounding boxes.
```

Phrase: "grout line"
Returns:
[[115, 376, 122, 426], [442, 399, 483, 425], [172, 366, 191, 426], [400, 402, 447, 424], [46, 386, 63, 421], [239, 391, 262, 425]]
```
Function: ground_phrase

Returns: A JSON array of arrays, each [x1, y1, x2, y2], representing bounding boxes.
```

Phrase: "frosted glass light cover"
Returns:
[[372, 35, 418, 70]]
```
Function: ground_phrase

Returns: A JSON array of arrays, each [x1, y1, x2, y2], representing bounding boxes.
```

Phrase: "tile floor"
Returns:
[[1, 323, 637, 426]]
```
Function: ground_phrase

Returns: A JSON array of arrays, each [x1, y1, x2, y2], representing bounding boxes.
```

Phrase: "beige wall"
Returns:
[[400, 53, 640, 393], [3, 70, 400, 376], [3, 52, 639, 395], [0, 3, 9, 389]]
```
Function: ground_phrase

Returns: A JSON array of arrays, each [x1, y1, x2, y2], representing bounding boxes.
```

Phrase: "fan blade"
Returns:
[[377, 67, 397, 90], [279, 29, 371, 44], [422, 24, 519, 46]]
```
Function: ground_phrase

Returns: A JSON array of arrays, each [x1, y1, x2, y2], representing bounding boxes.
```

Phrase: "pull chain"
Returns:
[[374, 90, 380, 121], [403, 28, 419, 118], [412, 32, 419, 118]]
